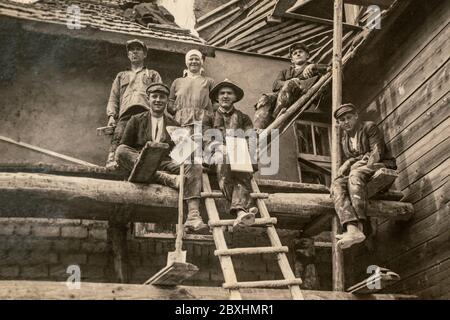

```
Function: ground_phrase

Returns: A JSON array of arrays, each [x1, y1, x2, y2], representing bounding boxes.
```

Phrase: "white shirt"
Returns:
[[349, 133, 358, 151], [151, 116, 164, 142]]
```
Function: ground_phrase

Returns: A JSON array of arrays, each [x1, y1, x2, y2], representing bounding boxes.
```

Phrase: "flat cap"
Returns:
[[289, 42, 310, 56], [334, 103, 358, 119], [126, 39, 147, 53], [146, 83, 170, 96]]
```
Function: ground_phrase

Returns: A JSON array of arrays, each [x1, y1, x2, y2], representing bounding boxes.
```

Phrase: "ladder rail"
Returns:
[[250, 178, 305, 300], [202, 173, 242, 300], [201, 172, 304, 300]]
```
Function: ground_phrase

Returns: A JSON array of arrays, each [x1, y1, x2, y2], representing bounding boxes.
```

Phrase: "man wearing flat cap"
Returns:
[[116, 83, 207, 232], [208, 79, 258, 229], [105, 39, 162, 168], [331, 103, 396, 249], [253, 42, 327, 129]]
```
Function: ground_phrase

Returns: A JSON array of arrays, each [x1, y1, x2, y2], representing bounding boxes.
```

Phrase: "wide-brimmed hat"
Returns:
[[289, 42, 310, 56], [209, 79, 244, 103], [146, 83, 170, 96], [334, 103, 359, 119], [126, 39, 147, 53]]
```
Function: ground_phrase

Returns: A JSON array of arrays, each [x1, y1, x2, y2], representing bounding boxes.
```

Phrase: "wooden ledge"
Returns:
[[0, 172, 414, 230], [0, 281, 417, 300]]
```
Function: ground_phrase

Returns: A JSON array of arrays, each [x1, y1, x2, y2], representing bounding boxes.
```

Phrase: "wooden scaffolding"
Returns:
[[0, 0, 416, 299]]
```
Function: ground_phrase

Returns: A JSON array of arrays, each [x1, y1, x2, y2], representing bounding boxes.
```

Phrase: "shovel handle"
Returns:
[[175, 162, 185, 254]]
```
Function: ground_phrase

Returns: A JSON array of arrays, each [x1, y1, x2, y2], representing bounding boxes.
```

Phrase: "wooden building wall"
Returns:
[[344, 0, 449, 299]]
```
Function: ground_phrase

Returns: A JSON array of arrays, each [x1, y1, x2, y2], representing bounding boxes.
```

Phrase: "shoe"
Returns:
[[336, 229, 366, 249], [233, 210, 256, 229], [184, 210, 209, 233], [154, 171, 180, 189]]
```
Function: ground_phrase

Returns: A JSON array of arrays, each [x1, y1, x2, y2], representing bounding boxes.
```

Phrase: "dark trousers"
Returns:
[[116, 144, 203, 200], [331, 160, 386, 226], [254, 93, 278, 129], [216, 163, 255, 216], [253, 79, 307, 129]]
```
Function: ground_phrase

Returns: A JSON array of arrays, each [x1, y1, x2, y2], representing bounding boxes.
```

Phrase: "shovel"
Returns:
[[144, 131, 200, 286]]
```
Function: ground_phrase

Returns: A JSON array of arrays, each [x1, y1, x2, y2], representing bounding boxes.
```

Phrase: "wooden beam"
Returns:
[[106, 205, 132, 283], [0, 162, 330, 193], [209, 0, 275, 46], [197, 7, 241, 32], [255, 178, 329, 193], [367, 168, 397, 196], [0, 135, 98, 167], [196, 0, 241, 24], [331, 0, 345, 292], [343, 0, 395, 9], [0, 173, 413, 228], [283, 12, 362, 30], [0, 281, 417, 300]]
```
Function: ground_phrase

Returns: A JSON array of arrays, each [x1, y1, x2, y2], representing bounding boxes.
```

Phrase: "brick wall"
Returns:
[[0, 218, 332, 288], [0, 218, 109, 282]]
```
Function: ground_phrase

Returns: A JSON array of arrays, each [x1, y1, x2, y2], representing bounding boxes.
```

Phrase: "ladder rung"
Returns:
[[215, 246, 288, 256], [209, 218, 277, 227], [201, 191, 269, 199], [223, 279, 303, 289]]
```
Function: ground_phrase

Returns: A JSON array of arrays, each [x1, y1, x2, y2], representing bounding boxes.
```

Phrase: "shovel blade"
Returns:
[[145, 261, 199, 286]]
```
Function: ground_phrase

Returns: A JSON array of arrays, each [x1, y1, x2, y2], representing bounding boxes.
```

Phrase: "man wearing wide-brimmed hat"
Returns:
[[208, 79, 258, 229], [105, 39, 162, 168], [331, 103, 397, 249], [253, 42, 326, 129]]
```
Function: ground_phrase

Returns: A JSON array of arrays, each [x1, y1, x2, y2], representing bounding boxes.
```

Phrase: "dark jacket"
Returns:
[[341, 121, 397, 169], [272, 63, 314, 92], [213, 106, 253, 133], [120, 111, 179, 151]]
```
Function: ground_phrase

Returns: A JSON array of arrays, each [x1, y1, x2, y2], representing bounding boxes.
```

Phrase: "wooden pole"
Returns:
[[0, 135, 99, 167], [331, 0, 345, 292]]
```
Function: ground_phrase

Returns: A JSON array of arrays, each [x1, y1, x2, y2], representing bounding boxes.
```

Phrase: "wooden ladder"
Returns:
[[201, 173, 304, 300]]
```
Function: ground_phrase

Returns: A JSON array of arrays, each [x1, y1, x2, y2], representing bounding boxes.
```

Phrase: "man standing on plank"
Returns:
[[105, 39, 162, 168]]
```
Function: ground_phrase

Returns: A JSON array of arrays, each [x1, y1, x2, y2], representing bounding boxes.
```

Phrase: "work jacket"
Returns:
[[272, 63, 314, 92], [341, 121, 397, 169], [120, 111, 178, 152], [106, 67, 162, 119]]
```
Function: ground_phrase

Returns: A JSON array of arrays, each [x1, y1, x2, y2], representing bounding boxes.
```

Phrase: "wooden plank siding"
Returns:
[[345, 0, 450, 299]]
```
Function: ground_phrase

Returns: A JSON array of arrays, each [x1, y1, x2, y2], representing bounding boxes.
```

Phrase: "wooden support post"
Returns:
[[108, 205, 131, 283], [331, 0, 345, 292]]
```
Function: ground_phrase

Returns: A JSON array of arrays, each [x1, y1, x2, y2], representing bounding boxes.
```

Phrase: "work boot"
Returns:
[[336, 223, 365, 249], [154, 171, 180, 189], [184, 210, 209, 233], [233, 208, 256, 229]]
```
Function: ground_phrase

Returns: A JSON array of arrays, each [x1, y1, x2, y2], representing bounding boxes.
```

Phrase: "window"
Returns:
[[294, 120, 331, 185], [295, 121, 331, 162]]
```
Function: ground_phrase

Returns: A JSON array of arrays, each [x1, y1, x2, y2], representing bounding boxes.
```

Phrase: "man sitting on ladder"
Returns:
[[331, 103, 397, 249], [105, 39, 162, 169], [207, 79, 258, 229]]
